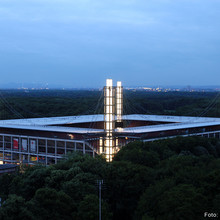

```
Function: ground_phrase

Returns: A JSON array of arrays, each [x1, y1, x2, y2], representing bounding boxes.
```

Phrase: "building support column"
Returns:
[[104, 79, 115, 162]]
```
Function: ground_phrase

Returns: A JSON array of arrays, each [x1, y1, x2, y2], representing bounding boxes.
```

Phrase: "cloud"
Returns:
[[0, 0, 220, 86]]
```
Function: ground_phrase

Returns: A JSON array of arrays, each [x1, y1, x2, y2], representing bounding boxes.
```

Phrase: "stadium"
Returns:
[[0, 79, 220, 165]]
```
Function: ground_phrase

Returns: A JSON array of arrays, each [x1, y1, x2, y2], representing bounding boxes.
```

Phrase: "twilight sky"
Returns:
[[0, 0, 220, 88]]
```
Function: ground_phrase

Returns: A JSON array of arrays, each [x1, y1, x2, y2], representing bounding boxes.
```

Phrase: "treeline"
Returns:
[[123, 90, 220, 117], [0, 90, 102, 119], [0, 90, 220, 120], [0, 136, 220, 219]]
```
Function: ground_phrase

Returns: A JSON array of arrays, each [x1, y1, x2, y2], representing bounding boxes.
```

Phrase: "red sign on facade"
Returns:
[[13, 138, 19, 150]]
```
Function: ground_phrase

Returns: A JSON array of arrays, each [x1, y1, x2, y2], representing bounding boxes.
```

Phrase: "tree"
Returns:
[[135, 178, 175, 219], [28, 188, 76, 220], [158, 184, 207, 220], [12, 166, 52, 200], [105, 161, 155, 220], [0, 173, 14, 201], [114, 141, 160, 167], [0, 194, 32, 220], [77, 194, 112, 220]]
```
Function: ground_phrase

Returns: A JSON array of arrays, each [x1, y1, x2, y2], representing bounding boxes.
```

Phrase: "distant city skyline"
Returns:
[[0, 0, 220, 88], [0, 82, 220, 91]]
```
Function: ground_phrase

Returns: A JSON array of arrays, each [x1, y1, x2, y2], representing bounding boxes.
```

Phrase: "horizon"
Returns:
[[0, 82, 220, 90]]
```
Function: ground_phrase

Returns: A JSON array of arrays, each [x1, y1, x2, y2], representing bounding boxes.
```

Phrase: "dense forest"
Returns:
[[0, 136, 220, 219], [0, 89, 220, 119]]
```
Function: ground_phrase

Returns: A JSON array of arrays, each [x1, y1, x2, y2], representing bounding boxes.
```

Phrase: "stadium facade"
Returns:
[[1, 79, 220, 165]]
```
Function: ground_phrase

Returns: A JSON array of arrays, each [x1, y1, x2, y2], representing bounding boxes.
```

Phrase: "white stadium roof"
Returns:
[[0, 114, 220, 134]]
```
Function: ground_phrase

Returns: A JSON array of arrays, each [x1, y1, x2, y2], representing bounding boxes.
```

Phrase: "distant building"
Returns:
[[0, 79, 220, 165]]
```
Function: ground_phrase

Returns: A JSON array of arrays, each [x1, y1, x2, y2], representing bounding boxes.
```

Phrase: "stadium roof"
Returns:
[[0, 115, 103, 126], [0, 114, 220, 134]]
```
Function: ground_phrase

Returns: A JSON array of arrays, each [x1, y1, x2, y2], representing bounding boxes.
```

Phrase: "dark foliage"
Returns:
[[0, 90, 220, 120], [0, 137, 220, 219]]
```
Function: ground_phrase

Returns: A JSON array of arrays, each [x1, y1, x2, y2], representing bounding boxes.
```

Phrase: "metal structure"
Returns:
[[98, 180, 103, 220], [103, 79, 124, 161], [0, 79, 220, 165], [104, 79, 115, 162], [116, 81, 123, 128]]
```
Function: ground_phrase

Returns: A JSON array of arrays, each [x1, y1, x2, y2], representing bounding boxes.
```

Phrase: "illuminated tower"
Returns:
[[104, 79, 115, 162], [116, 81, 123, 128], [102, 79, 123, 161], [115, 81, 123, 153]]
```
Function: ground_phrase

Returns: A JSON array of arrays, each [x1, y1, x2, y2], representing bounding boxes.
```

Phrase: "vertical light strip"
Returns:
[[99, 137, 103, 154], [104, 79, 115, 162], [115, 81, 123, 153], [116, 81, 123, 125]]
